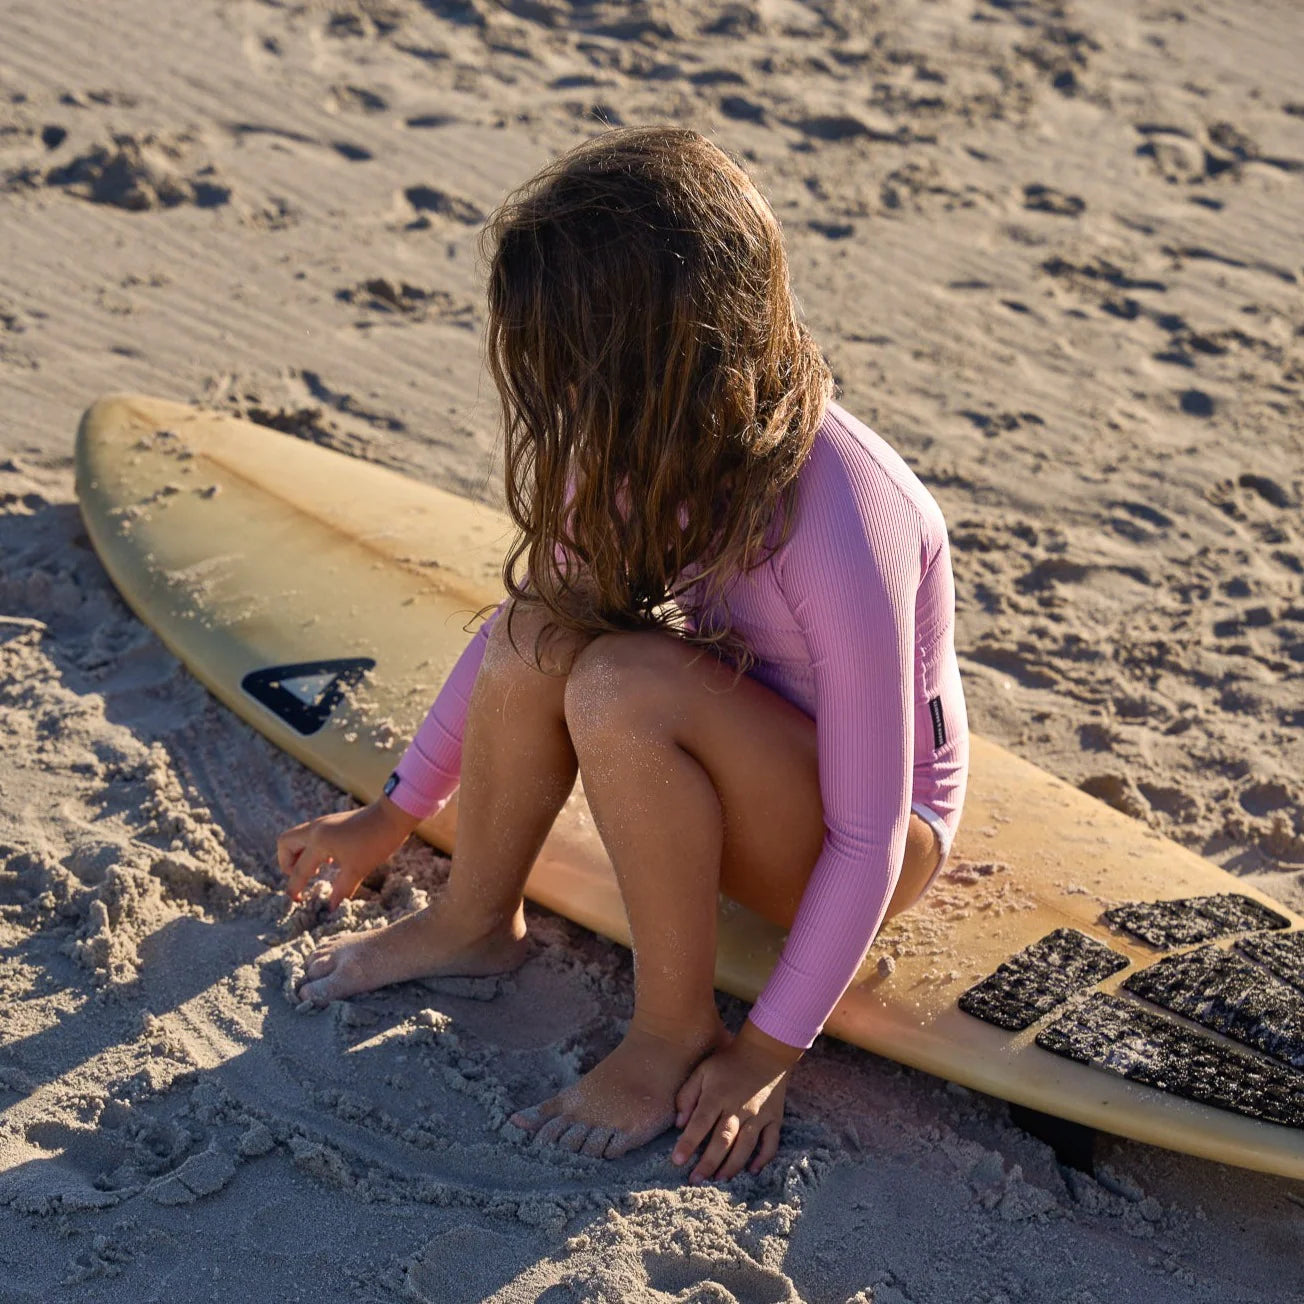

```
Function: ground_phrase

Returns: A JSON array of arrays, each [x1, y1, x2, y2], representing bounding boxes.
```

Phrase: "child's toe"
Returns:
[[509, 1101, 553, 1133], [557, 1122, 590, 1153], [304, 951, 336, 980], [534, 1113, 575, 1147], [580, 1127, 615, 1159], [603, 1128, 642, 1160]]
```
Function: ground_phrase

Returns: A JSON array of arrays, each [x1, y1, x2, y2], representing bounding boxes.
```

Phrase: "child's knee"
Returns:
[[563, 632, 675, 742], [482, 599, 584, 681]]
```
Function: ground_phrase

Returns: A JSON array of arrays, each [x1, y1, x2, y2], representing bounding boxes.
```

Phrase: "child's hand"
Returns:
[[276, 797, 419, 911], [670, 1021, 801, 1182]]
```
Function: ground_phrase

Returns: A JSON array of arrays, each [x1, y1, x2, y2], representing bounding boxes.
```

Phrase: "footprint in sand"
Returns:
[[402, 183, 485, 226], [337, 277, 478, 328], [42, 132, 231, 211], [330, 84, 389, 114], [1023, 183, 1085, 217], [1107, 500, 1173, 543], [224, 121, 373, 164], [1178, 388, 1215, 417]]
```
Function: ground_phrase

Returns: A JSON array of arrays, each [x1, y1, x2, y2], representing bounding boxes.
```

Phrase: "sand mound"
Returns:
[[43, 132, 230, 211]]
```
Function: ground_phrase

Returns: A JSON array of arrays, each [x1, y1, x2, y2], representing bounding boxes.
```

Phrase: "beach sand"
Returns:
[[1, 1, 1302, 1299]]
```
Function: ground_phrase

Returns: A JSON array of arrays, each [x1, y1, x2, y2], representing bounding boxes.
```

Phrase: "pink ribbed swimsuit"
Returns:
[[387, 400, 969, 1048]]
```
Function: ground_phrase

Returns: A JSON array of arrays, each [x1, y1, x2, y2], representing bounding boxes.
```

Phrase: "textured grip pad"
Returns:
[[958, 928, 1129, 1031], [1036, 992, 1304, 1128], [1124, 945, 1304, 1070], [1103, 893, 1289, 948], [1237, 930, 1304, 995]]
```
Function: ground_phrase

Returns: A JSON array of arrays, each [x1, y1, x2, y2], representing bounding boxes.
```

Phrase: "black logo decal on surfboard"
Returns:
[[241, 658, 376, 736]]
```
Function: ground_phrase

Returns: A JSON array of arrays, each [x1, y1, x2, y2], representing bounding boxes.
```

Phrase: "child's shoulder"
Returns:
[[800, 401, 946, 539]]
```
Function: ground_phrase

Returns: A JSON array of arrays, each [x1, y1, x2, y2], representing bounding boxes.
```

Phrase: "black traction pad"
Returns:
[[1035, 993, 1304, 1129], [1123, 945, 1304, 1070], [1103, 893, 1290, 948], [957, 928, 1129, 1031], [1236, 930, 1304, 995]]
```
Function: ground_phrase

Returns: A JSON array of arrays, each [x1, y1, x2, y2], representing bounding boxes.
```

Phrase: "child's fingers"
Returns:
[[748, 1122, 781, 1174], [275, 828, 307, 878], [286, 837, 330, 901], [672, 1092, 719, 1168], [327, 866, 363, 913], [715, 1120, 762, 1182], [689, 1113, 741, 1184], [674, 1069, 703, 1131]]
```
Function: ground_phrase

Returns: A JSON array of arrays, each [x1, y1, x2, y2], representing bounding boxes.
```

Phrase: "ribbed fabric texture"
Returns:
[[726, 406, 968, 1047], [386, 606, 501, 820], [390, 401, 969, 1048]]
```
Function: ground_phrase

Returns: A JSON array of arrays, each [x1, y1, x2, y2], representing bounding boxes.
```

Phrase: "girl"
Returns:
[[277, 127, 968, 1183]]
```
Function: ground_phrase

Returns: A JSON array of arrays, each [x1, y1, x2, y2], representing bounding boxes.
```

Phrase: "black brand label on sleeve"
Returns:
[[383, 773, 400, 797], [928, 696, 947, 749]]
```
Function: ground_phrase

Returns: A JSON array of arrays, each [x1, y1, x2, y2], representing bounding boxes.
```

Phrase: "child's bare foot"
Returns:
[[510, 1015, 728, 1159], [296, 906, 529, 1006]]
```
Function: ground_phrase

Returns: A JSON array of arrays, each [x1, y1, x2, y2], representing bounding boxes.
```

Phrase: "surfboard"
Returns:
[[76, 394, 1304, 1181]]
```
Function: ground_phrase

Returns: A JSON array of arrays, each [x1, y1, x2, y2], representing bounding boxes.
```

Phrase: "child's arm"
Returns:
[[382, 603, 504, 820], [747, 445, 923, 1050], [672, 436, 928, 1181], [277, 603, 504, 906]]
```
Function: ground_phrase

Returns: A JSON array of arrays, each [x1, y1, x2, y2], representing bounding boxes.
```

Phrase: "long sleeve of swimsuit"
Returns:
[[385, 497, 582, 820], [384, 603, 504, 820], [745, 434, 929, 1050]]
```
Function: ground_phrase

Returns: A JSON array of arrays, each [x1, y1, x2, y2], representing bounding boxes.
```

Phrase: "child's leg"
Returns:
[[512, 630, 942, 1157], [297, 604, 590, 1006], [508, 631, 828, 1158]]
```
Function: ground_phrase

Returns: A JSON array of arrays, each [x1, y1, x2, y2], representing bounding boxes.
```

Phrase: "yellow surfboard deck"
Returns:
[[76, 394, 1304, 1180]]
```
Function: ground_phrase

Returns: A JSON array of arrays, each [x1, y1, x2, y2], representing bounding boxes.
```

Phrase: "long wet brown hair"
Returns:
[[482, 126, 833, 667]]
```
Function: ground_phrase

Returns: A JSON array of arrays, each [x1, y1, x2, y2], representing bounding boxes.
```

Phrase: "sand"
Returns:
[[1, 0, 1302, 1299]]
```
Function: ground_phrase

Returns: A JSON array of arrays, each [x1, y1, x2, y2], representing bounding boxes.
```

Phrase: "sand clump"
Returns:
[[41, 132, 232, 211]]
